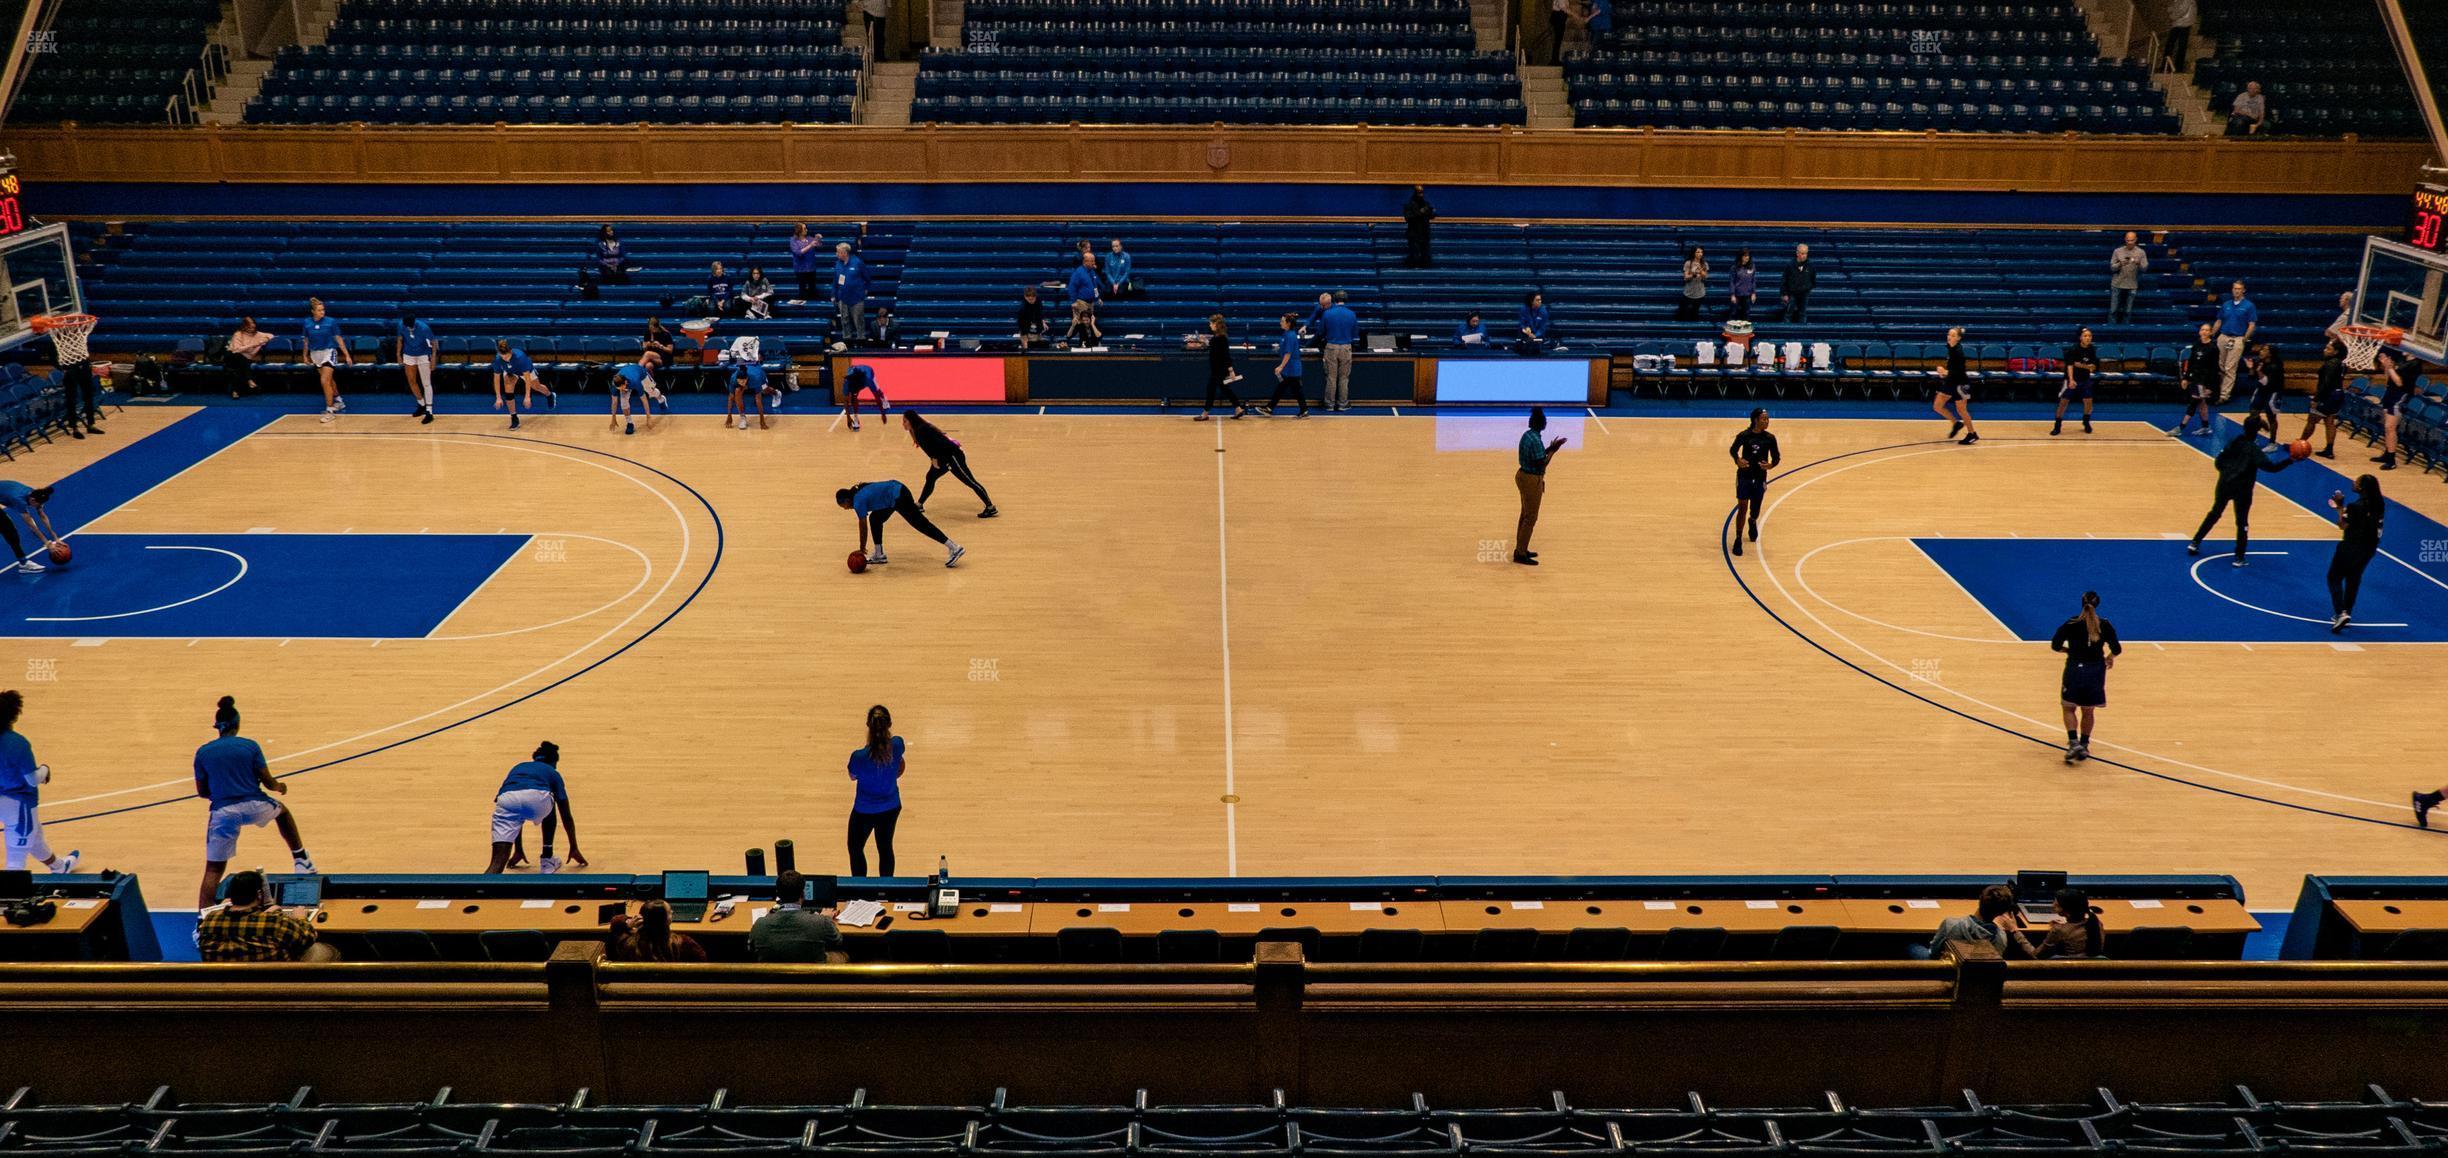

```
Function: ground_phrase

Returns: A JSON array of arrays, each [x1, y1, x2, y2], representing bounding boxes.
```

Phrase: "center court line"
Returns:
[[1214, 418, 1240, 877]]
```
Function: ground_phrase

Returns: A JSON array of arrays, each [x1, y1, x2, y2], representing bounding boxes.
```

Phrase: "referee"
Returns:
[[1729, 407, 1780, 557], [1512, 407, 1566, 566]]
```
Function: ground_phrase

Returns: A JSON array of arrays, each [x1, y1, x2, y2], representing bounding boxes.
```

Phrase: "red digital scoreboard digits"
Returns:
[[2413, 183, 2448, 253], [0, 174, 25, 239]]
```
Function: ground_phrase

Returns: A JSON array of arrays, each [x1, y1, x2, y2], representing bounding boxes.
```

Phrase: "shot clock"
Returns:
[[2411, 181, 2448, 253]]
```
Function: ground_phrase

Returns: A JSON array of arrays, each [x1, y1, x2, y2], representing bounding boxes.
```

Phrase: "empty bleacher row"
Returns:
[[5, 0, 221, 125], [2195, 0, 2423, 138], [1568, 0, 2179, 133], [244, 0, 858, 124]]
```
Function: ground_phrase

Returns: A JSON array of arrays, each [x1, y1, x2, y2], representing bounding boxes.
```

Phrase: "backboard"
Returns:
[[2353, 234, 2448, 363]]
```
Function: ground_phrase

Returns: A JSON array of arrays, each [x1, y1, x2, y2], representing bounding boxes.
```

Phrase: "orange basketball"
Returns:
[[2287, 439, 2311, 461], [46, 540, 69, 565], [847, 550, 867, 573]]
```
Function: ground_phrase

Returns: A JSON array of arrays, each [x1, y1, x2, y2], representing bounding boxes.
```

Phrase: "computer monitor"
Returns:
[[803, 874, 838, 908], [663, 870, 710, 904], [278, 878, 324, 907]]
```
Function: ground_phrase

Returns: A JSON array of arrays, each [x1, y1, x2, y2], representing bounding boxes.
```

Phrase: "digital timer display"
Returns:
[[2412, 183, 2448, 252]]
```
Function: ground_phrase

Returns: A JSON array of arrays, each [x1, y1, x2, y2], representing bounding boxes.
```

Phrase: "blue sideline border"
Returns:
[[34, 182, 2407, 229]]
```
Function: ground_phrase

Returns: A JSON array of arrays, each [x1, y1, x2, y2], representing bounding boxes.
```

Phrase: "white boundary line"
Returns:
[[2188, 551, 2409, 629], [427, 532, 654, 641], [24, 545, 249, 623], [1214, 418, 1239, 877]]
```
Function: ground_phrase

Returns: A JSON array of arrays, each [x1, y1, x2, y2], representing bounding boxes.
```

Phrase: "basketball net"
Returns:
[[30, 313, 97, 367], [2338, 324, 2402, 373]]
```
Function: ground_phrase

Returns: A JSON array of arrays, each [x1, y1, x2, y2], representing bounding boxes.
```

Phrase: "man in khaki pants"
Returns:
[[1317, 290, 1358, 411], [1513, 407, 1565, 565]]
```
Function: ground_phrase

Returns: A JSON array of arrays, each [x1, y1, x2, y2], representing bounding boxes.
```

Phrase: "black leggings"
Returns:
[[1205, 360, 1243, 410], [0, 514, 23, 561], [2330, 541, 2378, 615], [1268, 371, 1308, 413], [2192, 487, 2255, 559], [62, 363, 97, 425], [869, 491, 949, 548], [847, 806, 899, 878], [796, 270, 820, 299], [920, 448, 993, 508]]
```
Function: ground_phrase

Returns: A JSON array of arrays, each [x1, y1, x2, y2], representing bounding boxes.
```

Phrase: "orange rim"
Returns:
[[29, 313, 96, 332], [2339, 324, 2405, 342]]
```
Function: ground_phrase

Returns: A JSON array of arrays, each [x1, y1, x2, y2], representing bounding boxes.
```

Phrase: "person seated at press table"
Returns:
[[197, 869, 338, 962], [1517, 292, 1552, 354], [224, 317, 273, 398], [749, 870, 848, 964], [1455, 312, 1488, 346], [1064, 299, 1102, 347], [1912, 883, 2030, 960], [608, 899, 708, 963], [872, 306, 898, 350], [1016, 286, 1046, 349], [738, 266, 777, 321]]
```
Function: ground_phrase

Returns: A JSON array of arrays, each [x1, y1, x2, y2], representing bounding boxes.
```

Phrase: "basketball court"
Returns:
[[6, 394, 2448, 903]]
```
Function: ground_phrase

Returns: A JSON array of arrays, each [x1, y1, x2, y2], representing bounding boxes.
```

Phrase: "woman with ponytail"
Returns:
[[2037, 888, 2104, 958], [845, 704, 905, 877], [2048, 592, 2121, 765], [610, 899, 707, 963], [192, 695, 315, 907], [2326, 473, 2384, 634]]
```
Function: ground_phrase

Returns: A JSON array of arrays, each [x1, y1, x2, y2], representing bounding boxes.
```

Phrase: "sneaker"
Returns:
[[1731, 539, 1743, 557], [1959, 432, 1979, 445], [2333, 611, 2350, 634], [420, 409, 434, 425], [624, 421, 635, 436], [2082, 420, 2094, 434], [1747, 523, 1759, 543], [2381, 457, 2398, 471], [508, 414, 521, 430], [319, 409, 335, 424], [2050, 422, 2062, 436], [848, 418, 861, 431], [945, 543, 966, 568], [52, 849, 78, 874], [334, 397, 347, 413], [2417, 792, 2439, 829], [2073, 740, 2090, 763], [867, 550, 888, 565], [69, 428, 82, 440], [1193, 412, 1212, 421], [545, 391, 557, 411], [2231, 558, 2249, 567], [1511, 553, 1539, 565], [15, 560, 42, 573], [293, 851, 317, 874], [2063, 742, 2079, 765], [2186, 540, 2201, 557], [980, 507, 999, 518], [1946, 421, 1963, 439], [2372, 452, 2392, 463], [2315, 447, 2335, 459], [538, 856, 565, 875]]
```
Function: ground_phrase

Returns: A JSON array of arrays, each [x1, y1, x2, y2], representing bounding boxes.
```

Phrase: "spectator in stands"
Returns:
[[197, 869, 337, 963], [641, 317, 677, 366], [1197, 314, 1249, 421], [2226, 81, 2266, 136], [789, 224, 825, 302], [1546, 0, 1569, 64], [1518, 292, 1552, 354], [2214, 281, 2257, 401], [1914, 884, 2024, 959], [1319, 291, 1359, 411], [1065, 299, 1102, 347], [834, 243, 872, 345], [739, 266, 777, 321], [609, 900, 707, 963], [846, 704, 904, 877], [1727, 250, 1757, 321], [1106, 239, 1136, 299], [1455, 311, 1488, 346], [2160, 0, 2195, 72], [1779, 245, 1815, 323], [1016, 286, 1046, 348], [1569, 0, 1612, 46], [703, 262, 737, 318], [224, 317, 272, 399], [859, 0, 889, 59], [1678, 247, 1709, 321], [874, 307, 899, 348], [2108, 232, 2148, 324], [750, 870, 848, 964], [594, 225, 627, 284], [1402, 185, 1436, 268], [1066, 253, 1102, 325], [1264, 313, 1309, 418]]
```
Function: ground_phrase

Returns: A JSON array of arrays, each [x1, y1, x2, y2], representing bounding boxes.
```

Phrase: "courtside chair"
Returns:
[[1155, 928, 1224, 964], [1356, 927, 1424, 962], [1054, 926, 1125, 964], [360, 930, 443, 962], [1655, 926, 1726, 961], [477, 930, 553, 963]]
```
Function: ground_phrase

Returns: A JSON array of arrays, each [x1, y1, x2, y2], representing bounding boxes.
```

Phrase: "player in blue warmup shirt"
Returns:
[[843, 362, 890, 431], [0, 481, 59, 574], [491, 340, 557, 431], [193, 695, 314, 907], [1263, 313, 1309, 418], [729, 361, 771, 431], [837, 479, 964, 568], [302, 298, 351, 424], [484, 741, 585, 874], [0, 690, 77, 875], [398, 312, 438, 423], [609, 352, 665, 436]]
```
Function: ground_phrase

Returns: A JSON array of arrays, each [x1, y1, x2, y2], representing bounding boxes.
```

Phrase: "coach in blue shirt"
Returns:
[[1067, 254, 1103, 311], [834, 243, 871, 344], [2213, 280, 2257, 401], [1318, 291, 1359, 412]]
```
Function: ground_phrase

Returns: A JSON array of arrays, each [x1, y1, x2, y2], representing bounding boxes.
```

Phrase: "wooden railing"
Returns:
[[10, 122, 2435, 192]]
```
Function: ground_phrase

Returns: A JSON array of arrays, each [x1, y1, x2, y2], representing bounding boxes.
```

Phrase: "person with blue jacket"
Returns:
[[303, 297, 350, 424], [833, 243, 871, 343], [1455, 312, 1488, 346], [1067, 253, 1103, 319], [398, 311, 437, 424], [1, 689, 77, 876], [1318, 291, 1359, 411], [1104, 238, 1135, 298], [1264, 312, 1309, 418], [1517, 292, 1552, 353], [491, 339, 556, 431], [705, 262, 736, 318]]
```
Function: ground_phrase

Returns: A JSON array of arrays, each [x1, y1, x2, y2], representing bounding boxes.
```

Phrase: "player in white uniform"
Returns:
[[0, 691, 78, 874]]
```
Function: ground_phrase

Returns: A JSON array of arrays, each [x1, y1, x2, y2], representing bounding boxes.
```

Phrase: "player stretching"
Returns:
[[2174, 323, 2218, 436], [1933, 327, 1977, 445], [0, 481, 59, 573], [303, 298, 350, 424], [1, 690, 78, 875], [399, 311, 437, 424], [729, 362, 771, 431], [194, 695, 315, 908], [491, 340, 556, 431], [484, 741, 586, 874], [610, 352, 666, 436], [2188, 414, 2295, 565], [1728, 407, 1780, 557], [2052, 327, 2098, 436], [2049, 591, 2120, 764], [905, 410, 998, 518], [2298, 338, 2346, 460], [838, 480, 964, 568], [843, 363, 889, 431]]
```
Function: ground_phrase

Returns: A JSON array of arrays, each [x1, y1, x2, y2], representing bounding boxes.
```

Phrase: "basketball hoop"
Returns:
[[29, 312, 97, 366], [2338, 323, 2404, 372]]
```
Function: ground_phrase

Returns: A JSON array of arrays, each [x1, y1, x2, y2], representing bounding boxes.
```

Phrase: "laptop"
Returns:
[[802, 874, 839, 909], [661, 870, 712, 922], [278, 877, 324, 908]]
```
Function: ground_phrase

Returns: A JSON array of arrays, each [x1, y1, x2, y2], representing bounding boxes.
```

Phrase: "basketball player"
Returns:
[[483, 741, 585, 875], [193, 695, 314, 908], [842, 363, 889, 431], [837, 480, 964, 568], [0, 690, 78, 875], [2326, 473, 2383, 634], [2239, 341, 2284, 435], [610, 352, 665, 436], [2052, 327, 2098, 436], [2188, 414, 2295, 565], [2371, 348, 2412, 471], [729, 361, 771, 431], [0, 481, 59, 573], [2297, 338, 2346, 460], [491, 340, 556, 431], [303, 298, 350, 424], [398, 311, 437, 423], [1729, 407, 1780, 557], [2174, 322, 2219, 437], [1933, 327, 1977, 445], [904, 410, 997, 518], [2048, 591, 2120, 764]]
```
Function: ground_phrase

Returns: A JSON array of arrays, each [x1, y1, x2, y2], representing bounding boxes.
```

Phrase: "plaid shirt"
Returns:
[[197, 904, 317, 962]]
